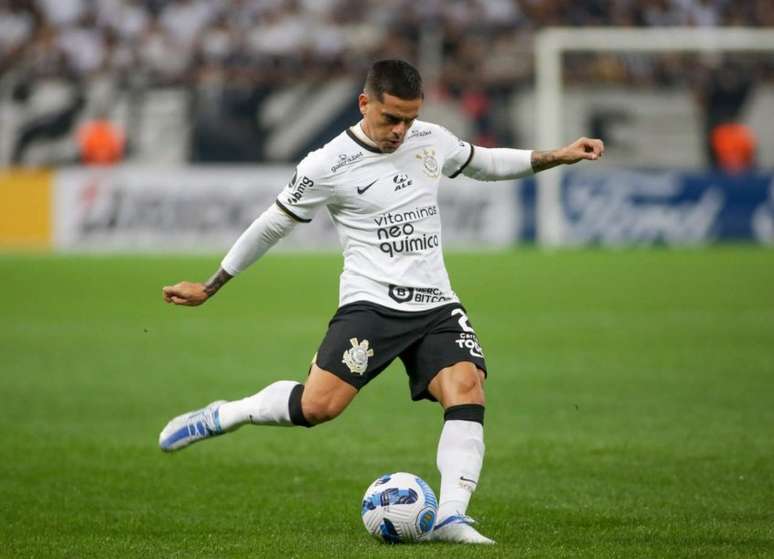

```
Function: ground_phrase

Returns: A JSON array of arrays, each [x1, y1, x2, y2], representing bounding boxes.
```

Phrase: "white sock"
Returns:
[[436, 419, 485, 520], [218, 380, 300, 430]]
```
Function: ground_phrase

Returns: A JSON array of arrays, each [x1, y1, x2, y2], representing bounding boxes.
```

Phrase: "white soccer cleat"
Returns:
[[425, 515, 495, 545], [158, 400, 227, 452]]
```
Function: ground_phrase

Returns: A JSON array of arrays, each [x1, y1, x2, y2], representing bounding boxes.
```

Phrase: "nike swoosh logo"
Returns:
[[356, 180, 378, 195], [460, 476, 478, 485]]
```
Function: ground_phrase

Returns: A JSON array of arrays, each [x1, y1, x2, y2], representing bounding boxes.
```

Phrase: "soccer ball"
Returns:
[[361, 472, 438, 543]]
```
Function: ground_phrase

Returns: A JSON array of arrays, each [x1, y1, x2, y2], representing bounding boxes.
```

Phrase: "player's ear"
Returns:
[[358, 92, 369, 116]]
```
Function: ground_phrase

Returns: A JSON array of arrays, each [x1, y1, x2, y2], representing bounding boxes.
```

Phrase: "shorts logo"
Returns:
[[416, 148, 440, 178], [342, 338, 374, 375], [452, 309, 484, 358]]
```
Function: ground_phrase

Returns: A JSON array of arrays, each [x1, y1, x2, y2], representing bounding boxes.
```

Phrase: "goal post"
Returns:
[[534, 27, 774, 246]]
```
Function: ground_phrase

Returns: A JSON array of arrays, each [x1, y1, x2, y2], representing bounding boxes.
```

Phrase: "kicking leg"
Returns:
[[158, 364, 357, 452], [425, 361, 494, 544]]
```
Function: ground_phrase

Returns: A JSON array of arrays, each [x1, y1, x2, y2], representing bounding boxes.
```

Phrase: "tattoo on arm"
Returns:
[[531, 150, 563, 173], [204, 268, 233, 297]]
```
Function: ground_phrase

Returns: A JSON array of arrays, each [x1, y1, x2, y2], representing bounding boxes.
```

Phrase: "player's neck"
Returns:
[[352, 121, 378, 148]]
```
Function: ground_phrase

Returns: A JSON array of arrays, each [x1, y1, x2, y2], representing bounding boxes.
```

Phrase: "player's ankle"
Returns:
[[437, 500, 467, 521]]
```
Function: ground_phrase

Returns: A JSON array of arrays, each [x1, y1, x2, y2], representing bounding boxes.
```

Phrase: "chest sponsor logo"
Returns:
[[393, 173, 413, 191], [374, 205, 440, 258], [416, 148, 440, 178], [331, 151, 364, 173], [342, 338, 374, 375], [409, 129, 431, 139], [388, 285, 452, 305]]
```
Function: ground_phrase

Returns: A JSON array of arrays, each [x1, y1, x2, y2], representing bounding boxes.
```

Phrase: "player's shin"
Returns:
[[217, 381, 312, 429], [435, 404, 485, 521]]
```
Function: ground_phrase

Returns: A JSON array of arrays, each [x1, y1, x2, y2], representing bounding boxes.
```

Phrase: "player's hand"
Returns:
[[560, 137, 605, 164], [162, 281, 209, 306]]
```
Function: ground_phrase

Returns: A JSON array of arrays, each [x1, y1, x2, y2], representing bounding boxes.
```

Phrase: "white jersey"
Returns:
[[275, 120, 475, 311]]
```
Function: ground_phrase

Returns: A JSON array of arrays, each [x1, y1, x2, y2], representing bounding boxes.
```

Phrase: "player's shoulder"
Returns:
[[411, 120, 454, 136], [296, 129, 361, 181], [409, 120, 458, 140], [404, 120, 440, 140]]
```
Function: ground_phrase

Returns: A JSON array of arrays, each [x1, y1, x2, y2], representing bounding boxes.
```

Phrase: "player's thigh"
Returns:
[[314, 303, 410, 392], [401, 303, 488, 403], [302, 364, 359, 422], [427, 361, 486, 408]]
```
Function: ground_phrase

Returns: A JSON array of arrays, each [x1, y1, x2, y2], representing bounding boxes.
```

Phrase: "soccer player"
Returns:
[[159, 59, 604, 544]]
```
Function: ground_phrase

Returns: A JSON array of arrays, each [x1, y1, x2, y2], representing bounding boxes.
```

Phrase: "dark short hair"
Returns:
[[364, 59, 423, 101]]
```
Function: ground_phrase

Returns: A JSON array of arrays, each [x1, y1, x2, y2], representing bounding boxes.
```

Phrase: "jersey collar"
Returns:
[[346, 123, 383, 154]]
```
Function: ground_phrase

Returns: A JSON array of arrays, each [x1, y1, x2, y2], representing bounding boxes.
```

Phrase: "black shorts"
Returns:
[[314, 301, 487, 402]]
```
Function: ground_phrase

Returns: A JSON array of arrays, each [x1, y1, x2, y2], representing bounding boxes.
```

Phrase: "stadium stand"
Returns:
[[1, 0, 772, 165]]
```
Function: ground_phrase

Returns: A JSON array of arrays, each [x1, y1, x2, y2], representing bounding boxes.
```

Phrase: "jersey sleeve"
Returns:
[[275, 154, 333, 223], [435, 125, 475, 179]]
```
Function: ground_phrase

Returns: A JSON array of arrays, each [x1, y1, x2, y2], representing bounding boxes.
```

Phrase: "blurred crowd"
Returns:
[[1, 0, 771, 168], [2, 0, 773, 89]]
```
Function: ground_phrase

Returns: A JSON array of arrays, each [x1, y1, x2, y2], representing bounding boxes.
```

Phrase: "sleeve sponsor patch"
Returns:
[[286, 173, 315, 205]]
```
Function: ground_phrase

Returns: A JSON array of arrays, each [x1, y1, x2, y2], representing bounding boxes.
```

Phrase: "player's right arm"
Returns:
[[162, 155, 332, 306], [161, 204, 298, 306]]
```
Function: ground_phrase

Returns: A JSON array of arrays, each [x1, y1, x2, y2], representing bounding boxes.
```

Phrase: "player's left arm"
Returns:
[[460, 137, 604, 181]]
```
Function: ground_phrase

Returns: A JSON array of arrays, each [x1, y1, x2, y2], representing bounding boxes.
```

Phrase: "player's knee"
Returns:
[[457, 376, 484, 400], [448, 368, 485, 404], [301, 398, 344, 425]]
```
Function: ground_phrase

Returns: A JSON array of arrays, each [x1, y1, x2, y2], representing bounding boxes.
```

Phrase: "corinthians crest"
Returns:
[[342, 338, 374, 375], [416, 148, 440, 178]]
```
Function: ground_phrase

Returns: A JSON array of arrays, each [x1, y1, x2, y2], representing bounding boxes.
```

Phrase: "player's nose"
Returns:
[[392, 122, 408, 137]]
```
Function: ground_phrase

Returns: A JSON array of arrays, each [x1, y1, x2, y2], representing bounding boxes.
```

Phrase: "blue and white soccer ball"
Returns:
[[361, 472, 438, 543]]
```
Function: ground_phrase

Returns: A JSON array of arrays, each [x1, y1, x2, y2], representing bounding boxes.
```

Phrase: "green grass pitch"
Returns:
[[1, 248, 773, 558]]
